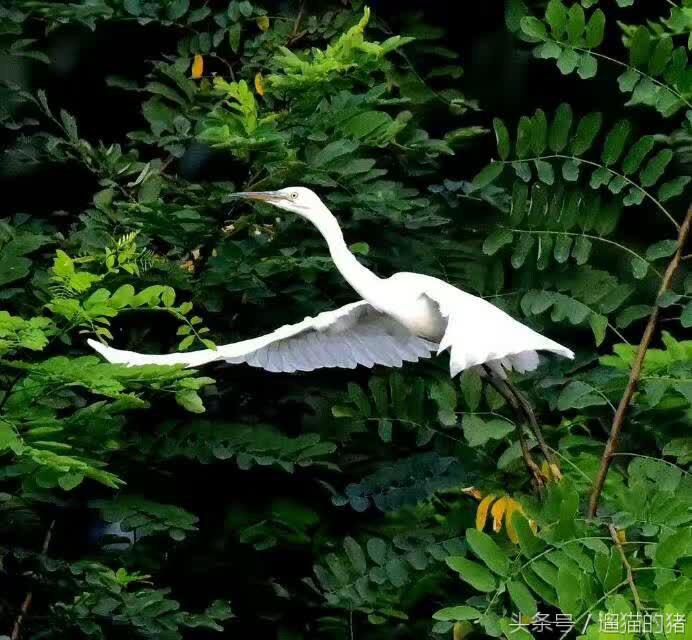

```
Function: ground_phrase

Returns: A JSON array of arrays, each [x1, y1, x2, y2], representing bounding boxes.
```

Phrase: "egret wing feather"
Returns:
[[88, 301, 437, 372]]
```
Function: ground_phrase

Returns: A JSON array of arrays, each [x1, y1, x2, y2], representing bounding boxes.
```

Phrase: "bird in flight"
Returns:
[[89, 187, 573, 377]]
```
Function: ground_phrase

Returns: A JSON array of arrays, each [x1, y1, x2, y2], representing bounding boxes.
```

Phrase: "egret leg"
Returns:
[[482, 367, 545, 495], [500, 377, 557, 480]]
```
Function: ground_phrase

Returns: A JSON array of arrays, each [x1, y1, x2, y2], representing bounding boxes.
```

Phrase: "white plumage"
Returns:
[[88, 187, 573, 377]]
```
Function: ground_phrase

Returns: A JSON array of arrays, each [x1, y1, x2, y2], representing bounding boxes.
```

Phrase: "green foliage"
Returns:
[[50, 562, 233, 640], [309, 532, 465, 621], [138, 420, 337, 471], [1, 2, 690, 639], [332, 452, 470, 512], [515, 0, 692, 117], [91, 495, 199, 541]]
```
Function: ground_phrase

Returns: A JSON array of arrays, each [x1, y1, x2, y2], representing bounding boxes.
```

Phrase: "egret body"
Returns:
[[89, 187, 573, 377]]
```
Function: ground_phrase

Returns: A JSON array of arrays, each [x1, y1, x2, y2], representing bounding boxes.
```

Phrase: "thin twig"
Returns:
[[588, 205, 692, 518], [608, 525, 643, 611], [287, 0, 307, 45], [11, 519, 55, 640]]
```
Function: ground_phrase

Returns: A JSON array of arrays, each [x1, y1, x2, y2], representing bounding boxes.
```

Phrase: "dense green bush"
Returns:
[[0, 1, 690, 638]]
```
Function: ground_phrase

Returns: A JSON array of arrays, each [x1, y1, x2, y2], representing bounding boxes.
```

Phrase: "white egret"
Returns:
[[88, 187, 573, 377]]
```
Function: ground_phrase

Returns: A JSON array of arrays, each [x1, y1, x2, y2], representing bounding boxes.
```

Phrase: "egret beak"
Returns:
[[228, 191, 288, 204]]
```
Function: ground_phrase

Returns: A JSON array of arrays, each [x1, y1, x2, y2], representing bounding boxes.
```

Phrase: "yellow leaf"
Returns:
[[540, 461, 563, 482], [453, 621, 473, 640], [616, 528, 626, 544], [505, 498, 520, 543], [476, 494, 496, 531], [491, 496, 507, 532], [256, 15, 270, 31], [254, 72, 265, 96], [191, 54, 203, 79]]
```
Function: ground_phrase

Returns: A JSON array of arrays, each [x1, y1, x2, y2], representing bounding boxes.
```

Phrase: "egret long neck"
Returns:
[[309, 206, 384, 303]]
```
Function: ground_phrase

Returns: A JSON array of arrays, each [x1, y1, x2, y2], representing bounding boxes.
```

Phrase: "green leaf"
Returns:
[[656, 529, 692, 568], [472, 163, 504, 189], [537, 40, 562, 60], [601, 120, 631, 166], [511, 512, 544, 558], [572, 236, 592, 265], [483, 229, 514, 255], [545, 0, 568, 37], [646, 240, 678, 261], [176, 390, 205, 413], [516, 116, 533, 158], [562, 159, 580, 181], [558, 381, 607, 410], [649, 37, 674, 76], [621, 135, 655, 175], [344, 537, 367, 573], [493, 118, 511, 160], [640, 149, 673, 187], [566, 4, 585, 44], [535, 160, 554, 185], [623, 186, 645, 206], [520, 17, 547, 40], [584, 9, 605, 48], [577, 53, 597, 79], [554, 235, 573, 262], [556, 48, 580, 74], [167, 0, 189, 20], [462, 415, 514, 447], [465, 528, 509, 576], [571, 112, 602, 155], [367, 538, 387, 564], [507, 580, 538, 617], [460, 369, 482, 411], [681, 302, 692, 328], [432, 606, 481, 622], [618, 68, 640, 93], [629, 27, 651, 68], [589, 313, 608, 346], [549, 103, 573, 152], [446, 556, 497, 592], [616, 304, 651, 328], [658, 176, 691, 202], [557, 567, 582, 615], [58, 472, 84, 491], [630, 256, 649, 279], [348, 382, 371, 415], [228, 22, 241, 51], [506, 0, 529, 32], [531, 109, 548, 154], [178, 335, 195, 350]]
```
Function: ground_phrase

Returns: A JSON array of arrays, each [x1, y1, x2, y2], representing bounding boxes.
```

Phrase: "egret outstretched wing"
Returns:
[[88, 301, 437, 372]]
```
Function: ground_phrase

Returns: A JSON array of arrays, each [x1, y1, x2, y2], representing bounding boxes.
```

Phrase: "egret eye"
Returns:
[[290, 192, 299, 199]]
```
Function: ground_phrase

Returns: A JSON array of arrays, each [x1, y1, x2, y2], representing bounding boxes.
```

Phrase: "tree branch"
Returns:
[[608, 525, 643, 611], [588, 205, 692, 518]]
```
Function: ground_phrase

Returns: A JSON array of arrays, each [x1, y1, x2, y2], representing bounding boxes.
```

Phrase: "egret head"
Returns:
[[229, 187, 327, 220]]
